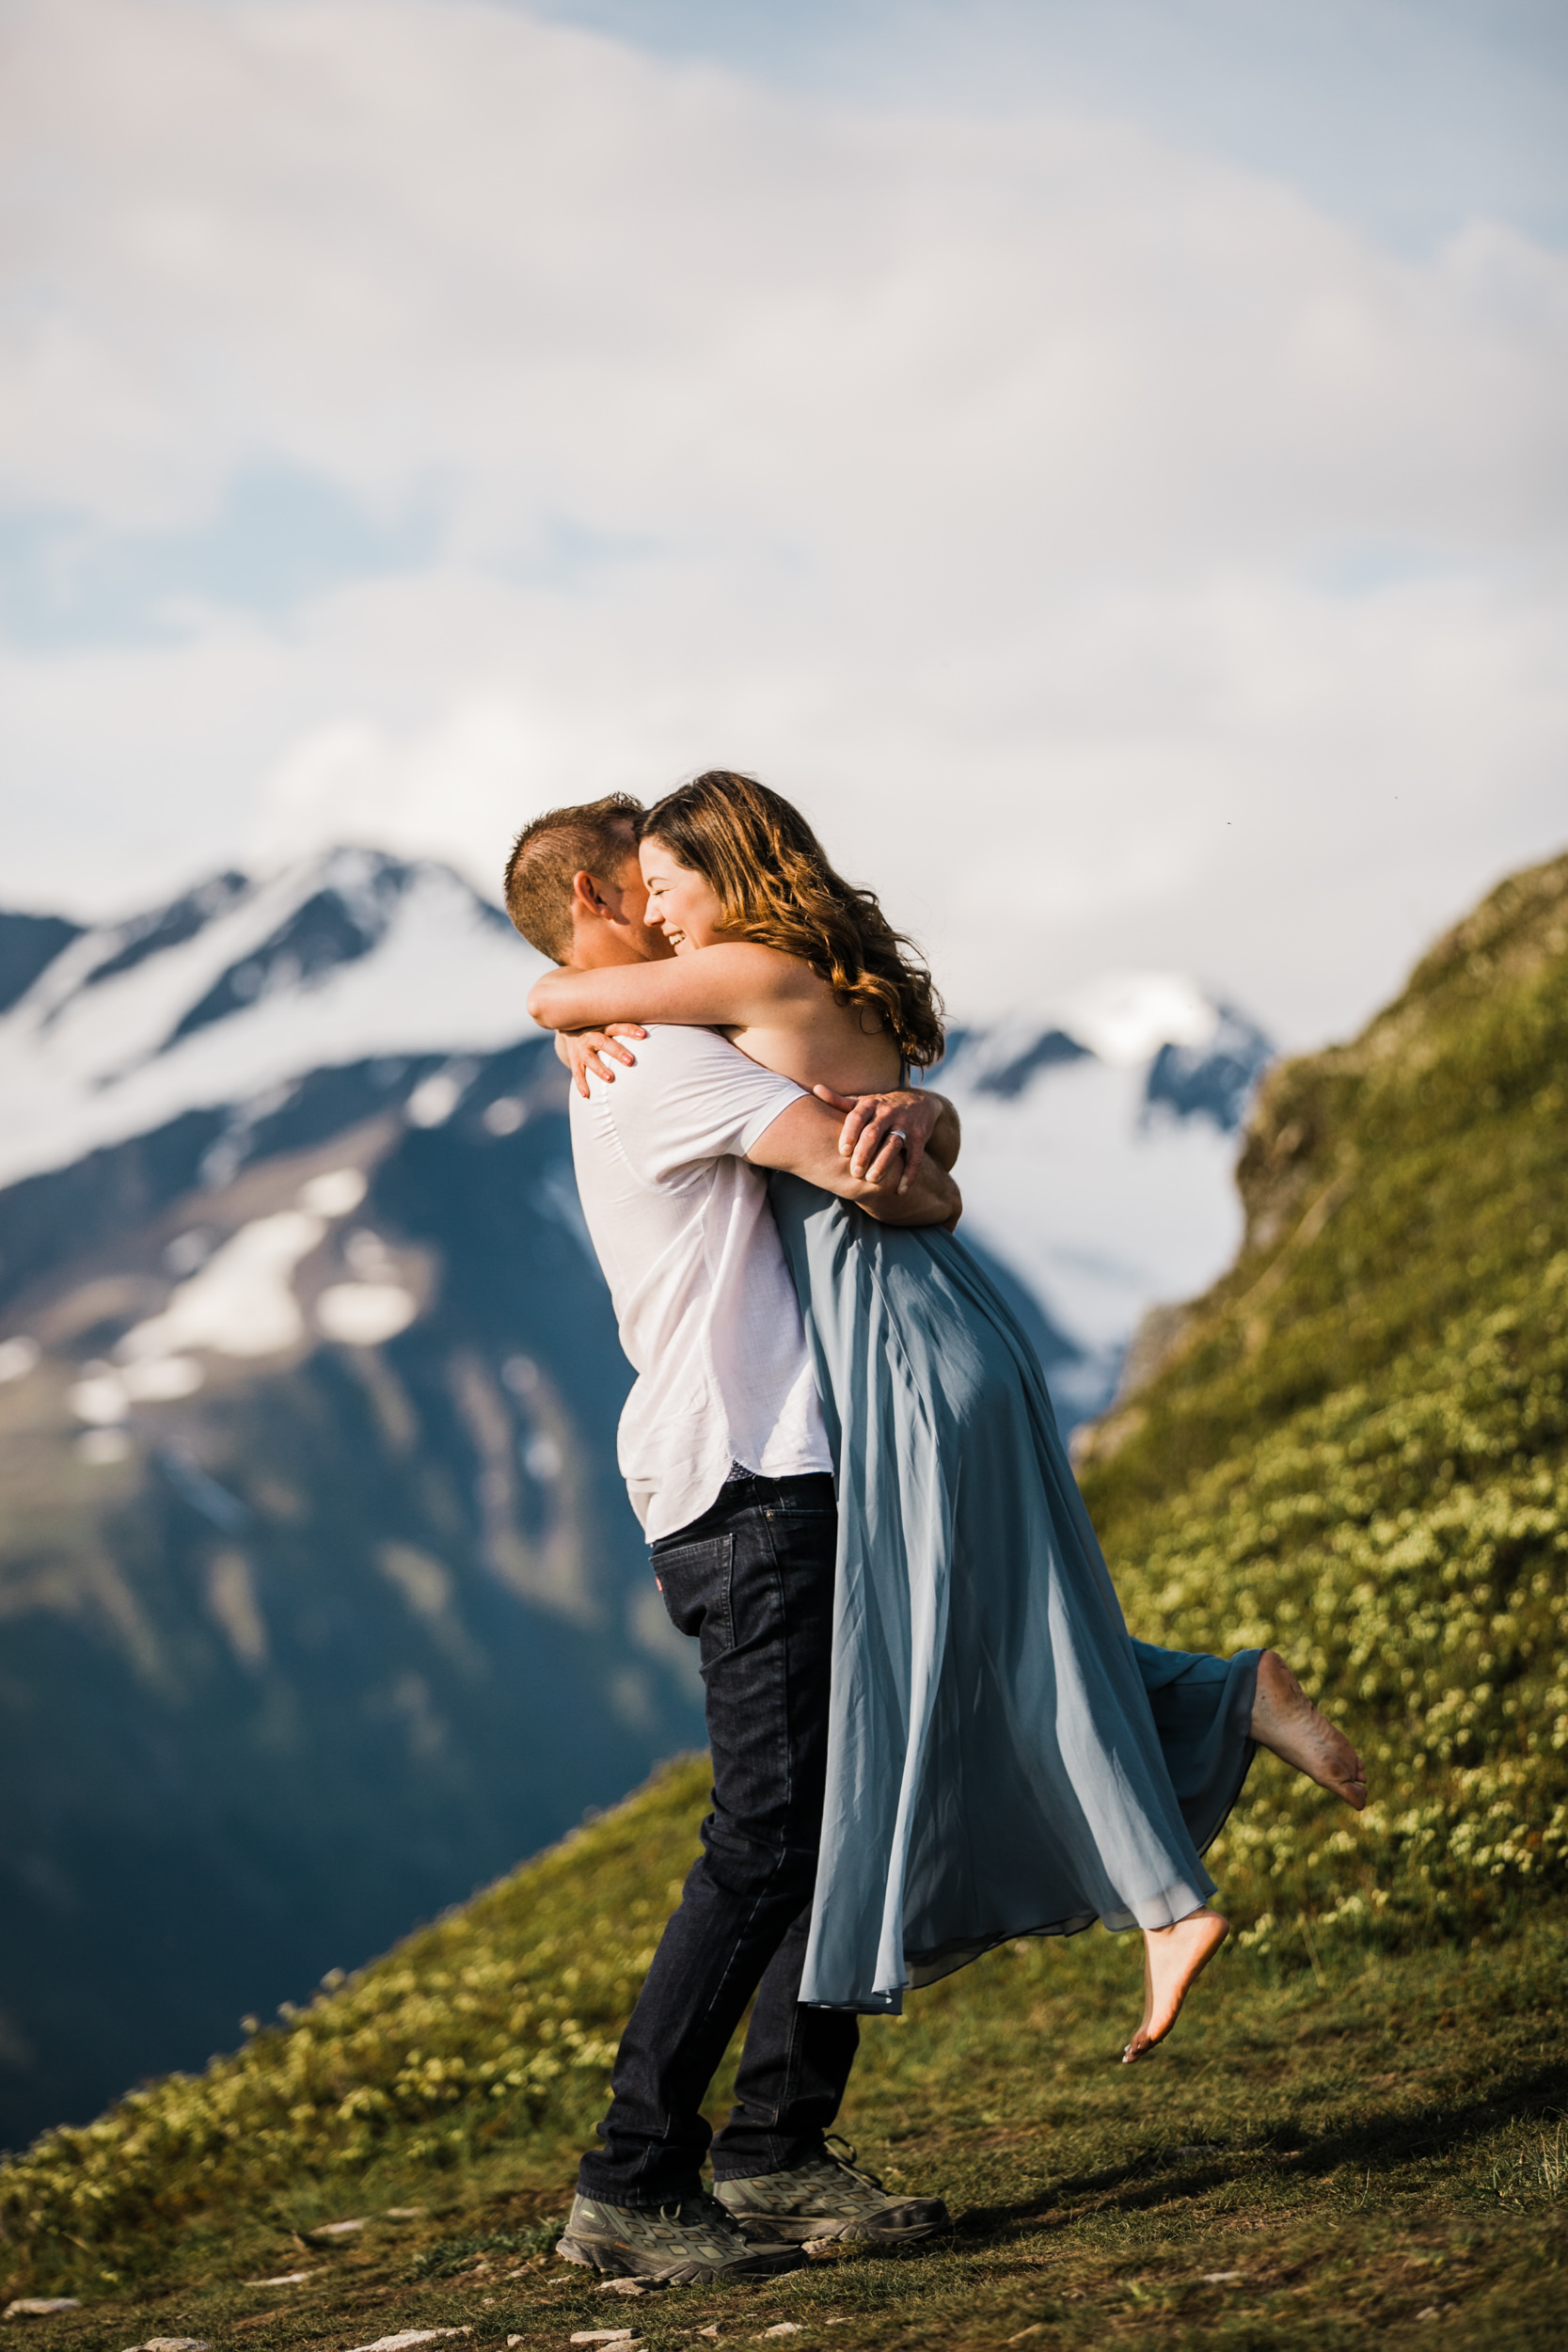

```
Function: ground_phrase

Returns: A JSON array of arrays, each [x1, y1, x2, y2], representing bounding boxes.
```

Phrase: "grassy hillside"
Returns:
[[0, 1766, 1564, 2346], [1078, 849, 1568, 1952], [3, 852, 1566, 2346]]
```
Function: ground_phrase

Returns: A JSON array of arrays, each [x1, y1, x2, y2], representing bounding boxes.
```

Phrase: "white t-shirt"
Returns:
[[568, 1025, 833, 1542]]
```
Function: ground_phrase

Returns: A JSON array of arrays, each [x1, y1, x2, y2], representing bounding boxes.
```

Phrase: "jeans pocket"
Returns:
[[650, 1532, 735, 1661]]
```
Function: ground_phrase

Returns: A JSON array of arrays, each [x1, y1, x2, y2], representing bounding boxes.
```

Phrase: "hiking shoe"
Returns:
[[555, 2190, 806, 2283], [715, 2137, 949, 2245]]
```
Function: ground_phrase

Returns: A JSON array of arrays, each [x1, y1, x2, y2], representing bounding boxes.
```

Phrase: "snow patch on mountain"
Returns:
[[119, 1210, 326, 1365], [1053, 971, 1221, 1068]]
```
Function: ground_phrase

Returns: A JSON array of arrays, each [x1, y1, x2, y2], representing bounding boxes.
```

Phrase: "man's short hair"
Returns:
[[503, 793, 644, 962]]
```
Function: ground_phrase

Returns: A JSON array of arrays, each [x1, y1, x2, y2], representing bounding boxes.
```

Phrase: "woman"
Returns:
[[528, 771, 1363, 2058]]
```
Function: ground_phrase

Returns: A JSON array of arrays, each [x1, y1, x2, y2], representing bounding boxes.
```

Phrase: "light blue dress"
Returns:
[[768, 1174, 1259, 2013]]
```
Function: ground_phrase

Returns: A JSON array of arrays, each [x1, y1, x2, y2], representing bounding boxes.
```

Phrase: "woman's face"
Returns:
[[639, 836, 729, 953]]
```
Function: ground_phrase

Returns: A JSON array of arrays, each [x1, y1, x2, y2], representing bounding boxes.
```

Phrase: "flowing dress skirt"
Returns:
[[768, 1174, 1259, 2012]]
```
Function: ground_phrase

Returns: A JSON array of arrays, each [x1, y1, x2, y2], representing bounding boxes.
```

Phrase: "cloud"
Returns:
[[0, 461, 437, 645], [531, 1, 1568, 252], [1, 0, 1564, 1039]]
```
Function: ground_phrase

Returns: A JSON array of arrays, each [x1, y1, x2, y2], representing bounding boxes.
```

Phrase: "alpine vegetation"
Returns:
[[1080, 849, 1568, 1949]]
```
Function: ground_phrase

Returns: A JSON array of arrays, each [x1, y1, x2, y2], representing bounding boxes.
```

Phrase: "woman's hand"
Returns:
[[555, 1024, 648, 1099], [811, 1086, 954, 1194]]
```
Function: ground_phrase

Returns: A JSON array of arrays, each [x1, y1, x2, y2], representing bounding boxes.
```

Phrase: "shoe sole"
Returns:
[[730, 2201, 951, 2246], [555, 2232, 805, 2283]]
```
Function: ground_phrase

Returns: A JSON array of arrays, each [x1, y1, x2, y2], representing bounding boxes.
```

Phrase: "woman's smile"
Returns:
[[639, 836, 729, 953]]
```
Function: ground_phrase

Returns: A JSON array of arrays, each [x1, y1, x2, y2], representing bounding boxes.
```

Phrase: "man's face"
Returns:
[[605, 845, 673, 961]]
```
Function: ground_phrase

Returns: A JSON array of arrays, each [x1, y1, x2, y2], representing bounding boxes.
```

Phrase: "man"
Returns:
[[503, 794, 959, 2286]]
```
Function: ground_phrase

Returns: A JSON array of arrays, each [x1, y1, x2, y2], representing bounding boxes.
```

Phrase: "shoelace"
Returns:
[[655, 2195, 733, 2243], [822, 2133, 889, 2194]]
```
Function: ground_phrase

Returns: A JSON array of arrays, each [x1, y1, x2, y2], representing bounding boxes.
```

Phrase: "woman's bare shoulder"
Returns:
[[701, 941, 822, 993]]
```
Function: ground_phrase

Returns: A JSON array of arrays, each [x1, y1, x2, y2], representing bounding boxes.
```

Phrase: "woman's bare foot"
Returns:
[[1123, 1907, 1228, 2063], [1250, 1650, 1367, 1809]]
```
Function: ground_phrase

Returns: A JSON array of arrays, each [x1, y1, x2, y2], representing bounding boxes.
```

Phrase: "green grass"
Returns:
[[5, 850, 1568, 2346], [2, 1768, 1565, 2348]]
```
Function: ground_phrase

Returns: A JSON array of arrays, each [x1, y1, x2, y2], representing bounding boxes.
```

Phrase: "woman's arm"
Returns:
[[527, 943, 810, 1034]]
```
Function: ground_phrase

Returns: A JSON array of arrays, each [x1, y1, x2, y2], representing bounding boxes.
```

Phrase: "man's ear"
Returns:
[[571, 867, 611, 918]]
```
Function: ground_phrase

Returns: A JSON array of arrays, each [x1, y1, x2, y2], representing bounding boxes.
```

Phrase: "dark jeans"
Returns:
[[577, 1467, 859, 2207]]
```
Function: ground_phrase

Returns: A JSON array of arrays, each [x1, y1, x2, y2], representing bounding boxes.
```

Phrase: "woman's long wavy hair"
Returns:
[[639, 771, 945, 1068]]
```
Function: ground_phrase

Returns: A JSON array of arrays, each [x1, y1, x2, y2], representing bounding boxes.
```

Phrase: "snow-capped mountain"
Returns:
[[0, 852, 1271, 2150], [940, 973, 1273, 1414], [0, 848, 547, 1192]]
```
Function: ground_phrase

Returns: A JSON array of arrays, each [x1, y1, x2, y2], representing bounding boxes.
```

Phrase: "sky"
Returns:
[[2, 0, 1565, 1042]]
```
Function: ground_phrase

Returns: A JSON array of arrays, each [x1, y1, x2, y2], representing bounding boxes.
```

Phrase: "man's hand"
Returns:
[[811, 1086, 961, 1193], [748, 1095, 961, 1229], [555, 1024, 648, 1099]]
